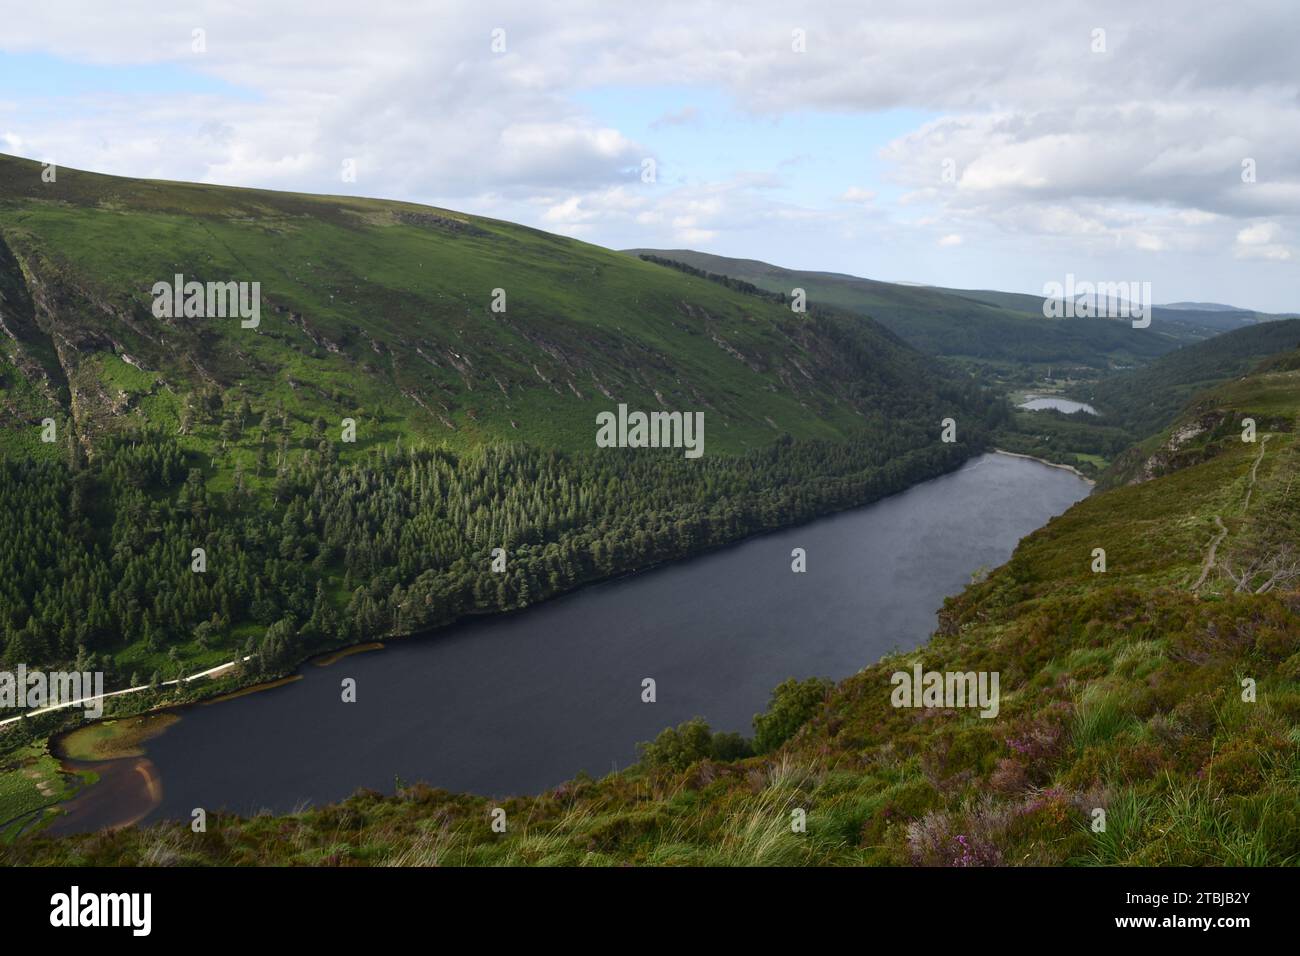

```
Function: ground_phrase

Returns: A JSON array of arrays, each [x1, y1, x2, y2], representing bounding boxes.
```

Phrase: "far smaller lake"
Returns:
[[1018, 395, 1098, 415]]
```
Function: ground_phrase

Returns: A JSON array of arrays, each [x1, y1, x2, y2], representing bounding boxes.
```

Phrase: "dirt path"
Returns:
[[1192, 515, 1228, 592], [1193, 434, 1271, 592], [1242, 434, 1272, 513]]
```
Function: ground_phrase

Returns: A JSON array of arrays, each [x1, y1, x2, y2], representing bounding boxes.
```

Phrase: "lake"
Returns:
[[1018, 395, 1098, 415], [49, 452, 1090, 833]]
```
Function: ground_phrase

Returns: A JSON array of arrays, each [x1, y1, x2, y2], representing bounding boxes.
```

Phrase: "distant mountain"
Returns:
[[1160, 301, 1252, 312], [925, 292, 1297, 333], [626, 249, 1225, 370]]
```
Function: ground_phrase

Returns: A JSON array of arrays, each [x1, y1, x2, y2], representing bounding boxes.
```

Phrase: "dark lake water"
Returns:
[[52, 452, 1089, 832]]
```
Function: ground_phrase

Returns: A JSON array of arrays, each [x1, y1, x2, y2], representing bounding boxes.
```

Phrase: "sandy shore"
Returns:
[[993, 448, 1096, 485]]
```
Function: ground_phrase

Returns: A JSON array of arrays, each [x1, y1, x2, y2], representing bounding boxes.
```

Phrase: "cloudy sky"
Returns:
[[1, 0, 1297, 311]]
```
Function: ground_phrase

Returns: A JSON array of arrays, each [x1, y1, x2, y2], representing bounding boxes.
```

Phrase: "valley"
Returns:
[[8, 345, 1299, 866], [0, 156, 1297, 868]]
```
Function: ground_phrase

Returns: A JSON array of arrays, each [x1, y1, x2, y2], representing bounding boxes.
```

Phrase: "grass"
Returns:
[[0, 152, 915, 468], [57, 715, 181, 762], [1071, 684, 1138, 754], [0, 742, 77, 841]]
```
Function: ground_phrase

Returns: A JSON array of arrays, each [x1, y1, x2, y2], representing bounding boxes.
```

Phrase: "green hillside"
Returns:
[[625, 248, 1228, 369], [1080, 319, 1300, 442], [10, 347, 1299, 866], [1, 154, 950, 460], [990, 320, 1300, 480]]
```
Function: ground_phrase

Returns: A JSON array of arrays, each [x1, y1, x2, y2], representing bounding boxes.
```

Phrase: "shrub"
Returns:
[[637, 719, 754, 771], [637, 718, 715, 772], [752, 677, 831, 753], [709, 732, 754, 762]]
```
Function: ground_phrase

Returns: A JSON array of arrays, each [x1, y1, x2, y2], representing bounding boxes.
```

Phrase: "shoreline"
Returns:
[[24, 446, 1084, 833], [993, 448, 1096, 485], [3, 446, 980, 743]]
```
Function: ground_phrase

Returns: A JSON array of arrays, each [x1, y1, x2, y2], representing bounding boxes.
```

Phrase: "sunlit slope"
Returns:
[[0, 154, 948, 458]]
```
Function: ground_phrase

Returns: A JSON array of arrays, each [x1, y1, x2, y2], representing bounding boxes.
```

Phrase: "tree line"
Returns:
[[0, 409, 987, 697]]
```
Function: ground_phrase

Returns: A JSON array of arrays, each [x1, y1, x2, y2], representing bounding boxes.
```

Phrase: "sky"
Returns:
[[0, 1, 1297, 312]]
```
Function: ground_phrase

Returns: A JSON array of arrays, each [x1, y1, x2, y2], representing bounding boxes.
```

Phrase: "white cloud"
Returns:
[[1235, 221, 1292, 260], [838, 186, 876, 203], [1237, 222, 1281, 245], [0, 0, 1296, 308]]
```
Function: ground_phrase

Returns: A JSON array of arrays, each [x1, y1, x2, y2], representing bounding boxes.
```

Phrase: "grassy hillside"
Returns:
[[1, 154, 949, 461], [1079, 318, 1300, 441], [10, 351, 1299, 866], [625, 248, 1239, 370]]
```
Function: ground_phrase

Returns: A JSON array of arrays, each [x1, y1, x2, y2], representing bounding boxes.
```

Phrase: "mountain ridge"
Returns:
[[626, 248, 1295, 365]]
